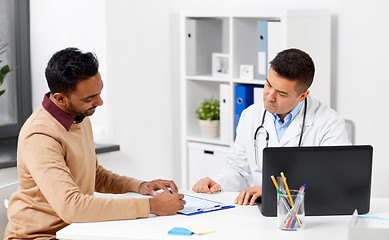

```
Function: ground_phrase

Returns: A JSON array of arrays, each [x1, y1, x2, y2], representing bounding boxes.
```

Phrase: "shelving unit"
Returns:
[[180, 9, 331, 189]]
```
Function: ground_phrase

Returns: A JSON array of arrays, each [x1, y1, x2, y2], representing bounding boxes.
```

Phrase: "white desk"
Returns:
[[56, 192, 389, 240]]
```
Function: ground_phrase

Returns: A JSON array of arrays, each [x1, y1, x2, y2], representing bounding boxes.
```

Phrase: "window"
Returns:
[[0, 0, 31, 167]]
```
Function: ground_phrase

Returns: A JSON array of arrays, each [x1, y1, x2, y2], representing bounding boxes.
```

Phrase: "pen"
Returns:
[[277, 189, 291, 210], [283, 184, 305, 222], [197, 205, 221, 212], [285, 184, 305, 228], [169, 189, 174, 194], [280, 172, 302, 229], [272, 175, 292, 211], [290, 185, 305, 228], [288, 208, 303, 229], [280, 172, 294, 207]]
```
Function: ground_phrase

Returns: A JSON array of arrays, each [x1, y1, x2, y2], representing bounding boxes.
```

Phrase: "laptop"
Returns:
[[260, 145, 373, 217]]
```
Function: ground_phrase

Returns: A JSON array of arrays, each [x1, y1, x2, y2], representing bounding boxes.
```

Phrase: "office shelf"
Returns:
[[180, 9, 331, 189]]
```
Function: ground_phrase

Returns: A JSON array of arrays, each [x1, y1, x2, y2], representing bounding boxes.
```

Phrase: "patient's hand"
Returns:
[[149, 190, 186, 216], [138, 179, 178, 196], [235, 186, 262, 206], [192, 177, 221, 194]]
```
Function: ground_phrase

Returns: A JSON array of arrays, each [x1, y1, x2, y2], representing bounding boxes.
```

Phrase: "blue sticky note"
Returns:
[[168, 227, 194, 236]]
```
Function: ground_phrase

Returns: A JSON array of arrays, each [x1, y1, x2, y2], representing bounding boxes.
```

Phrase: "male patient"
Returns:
[[192, 48, 350, 205], [4, 48, 185, 239]]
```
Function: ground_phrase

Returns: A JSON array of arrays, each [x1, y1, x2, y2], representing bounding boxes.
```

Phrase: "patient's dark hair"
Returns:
[[269, 48, 315, 94], [45, 47, 99, 94]]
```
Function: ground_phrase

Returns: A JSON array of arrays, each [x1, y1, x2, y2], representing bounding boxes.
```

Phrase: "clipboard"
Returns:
[[178, 194, 235, 216]]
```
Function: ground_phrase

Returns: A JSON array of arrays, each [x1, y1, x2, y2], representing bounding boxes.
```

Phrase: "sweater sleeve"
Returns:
[[21, 132, 150, 224], [95, 161, 144, 194]]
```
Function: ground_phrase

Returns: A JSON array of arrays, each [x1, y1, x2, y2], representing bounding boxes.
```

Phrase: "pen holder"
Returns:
[[277, 190, 305, 230]]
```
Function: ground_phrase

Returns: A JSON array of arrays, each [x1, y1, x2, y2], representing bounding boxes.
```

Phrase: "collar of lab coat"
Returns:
[[263, 96, 314, 146]]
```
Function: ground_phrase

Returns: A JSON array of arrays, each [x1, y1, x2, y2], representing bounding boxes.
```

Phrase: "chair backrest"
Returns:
[[345, 119, 355, 144], [0, 182, 18, 238]]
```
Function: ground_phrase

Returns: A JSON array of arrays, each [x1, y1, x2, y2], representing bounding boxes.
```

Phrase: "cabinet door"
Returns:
[[187, 142, 229, 188]]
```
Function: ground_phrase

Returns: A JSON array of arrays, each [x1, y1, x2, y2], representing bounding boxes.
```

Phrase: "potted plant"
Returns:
[[195, 97, 220, 138], [0, 41, 11, 97]]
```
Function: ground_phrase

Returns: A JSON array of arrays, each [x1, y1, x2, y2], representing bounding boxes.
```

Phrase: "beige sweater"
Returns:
[[4, 105, 150, 240]]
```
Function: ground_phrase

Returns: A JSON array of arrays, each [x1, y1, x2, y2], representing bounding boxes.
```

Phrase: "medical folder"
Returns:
[[235, 85, 254, 139], [178, 194, 235, 216]]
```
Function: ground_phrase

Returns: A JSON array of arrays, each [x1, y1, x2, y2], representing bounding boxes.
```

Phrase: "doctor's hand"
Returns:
[[235, 186, 262, 206], [138, 179, 178, 196], [149, 190, 186, 216], [192, 177, 221, 194]]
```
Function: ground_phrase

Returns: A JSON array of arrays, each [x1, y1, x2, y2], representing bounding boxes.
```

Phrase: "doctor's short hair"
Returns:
[[269, 48, 315, 94], [45, 47, 99, 95]]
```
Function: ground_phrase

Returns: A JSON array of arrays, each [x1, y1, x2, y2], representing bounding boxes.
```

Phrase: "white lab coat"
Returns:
[[213, 95, 351, 191]]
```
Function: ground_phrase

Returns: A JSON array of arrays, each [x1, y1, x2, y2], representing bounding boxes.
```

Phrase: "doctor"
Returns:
[[192, 48, 350, 205]]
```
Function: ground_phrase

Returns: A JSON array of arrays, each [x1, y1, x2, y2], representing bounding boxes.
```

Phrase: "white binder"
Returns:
[[253, 86, 264, 105], [219, 84, 231, 143], [186, 19, 196, 75], [267, 21, 282, 63]]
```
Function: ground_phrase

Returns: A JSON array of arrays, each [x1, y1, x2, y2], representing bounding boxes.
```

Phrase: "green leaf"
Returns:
[[0, 64, 11, 86], [0, 72, 4, 86], [0, 89, 5, 96], [1, 65, 11, 74]]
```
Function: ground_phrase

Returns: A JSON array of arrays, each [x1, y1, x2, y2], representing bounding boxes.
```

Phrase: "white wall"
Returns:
[[333, 0, 389, 198], [27, 0, 389, 196], [30, 0, 109, 142]]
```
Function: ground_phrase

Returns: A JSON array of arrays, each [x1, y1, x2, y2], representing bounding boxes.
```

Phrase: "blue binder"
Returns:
[[257, 20, 268, 80], [235, 85, 254, 139]]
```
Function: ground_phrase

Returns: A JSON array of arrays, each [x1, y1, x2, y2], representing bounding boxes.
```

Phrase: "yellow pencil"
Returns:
[[280, 172, 302, 228], [270, 175, 279, 190], [280, 172, 294, 207]]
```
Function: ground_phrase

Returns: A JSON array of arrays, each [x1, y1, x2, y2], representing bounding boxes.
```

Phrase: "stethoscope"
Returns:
[[253, 98, 308, 172]]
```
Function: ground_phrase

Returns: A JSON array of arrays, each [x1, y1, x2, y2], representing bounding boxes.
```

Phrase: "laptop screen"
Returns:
[[260, 145, 373, 217]]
